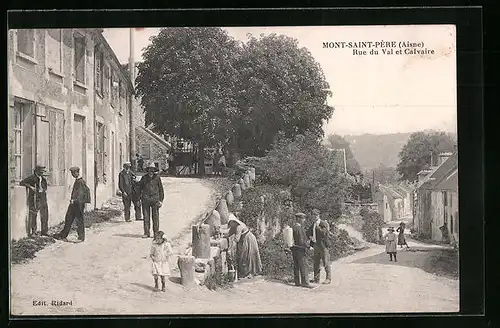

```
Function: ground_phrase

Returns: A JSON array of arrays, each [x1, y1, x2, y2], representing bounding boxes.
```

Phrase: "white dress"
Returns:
[[150, 241, 172, 276]]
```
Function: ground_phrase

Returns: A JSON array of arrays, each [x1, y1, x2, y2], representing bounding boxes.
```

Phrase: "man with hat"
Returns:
[[20, 165, 49, 237], [306, 209, 332, 284], [119, 162, 141, 222], [139, 163, 164, 238], [54, 166, 91, 242], [291, 212, 315, 288]]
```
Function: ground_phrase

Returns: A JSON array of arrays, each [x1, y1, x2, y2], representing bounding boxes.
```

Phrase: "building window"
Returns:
[[47, 108, 65, 186], [111, 71, 118, 107], [73, 34, 86, 84], [96, 122, 107, 183], [95, 48, 103, 95], [119, 143, 123, 169], [385, 203, 388, 209], [17, 29, 35, 58], [141, 144, 151, 160], [47, 29, 63, 73], [118, 80, 123, 115], [103, 63, 110, 96], [12, 101, 34, 181]]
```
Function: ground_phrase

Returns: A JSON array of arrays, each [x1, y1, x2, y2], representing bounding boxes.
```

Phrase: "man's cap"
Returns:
[[123, 162, 131, 167], [35, 165, 46, 170], [312, 209, 320, 215], [295, 212, 306, 217], [145, 163, 158, 171], [69, 166, 80, 172]]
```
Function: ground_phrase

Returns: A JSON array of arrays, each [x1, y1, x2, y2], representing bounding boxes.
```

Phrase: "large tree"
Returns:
[[135, 27, 241, 174], [397, 131, 456, 182], [325, 134, 361, 175], [262, 132, 350, 220], [233, 33, 334, 156]]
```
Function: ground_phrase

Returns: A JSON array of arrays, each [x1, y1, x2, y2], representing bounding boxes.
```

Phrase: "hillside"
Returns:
[[343, 133, 412, 171], [343, 132, 457, 172]]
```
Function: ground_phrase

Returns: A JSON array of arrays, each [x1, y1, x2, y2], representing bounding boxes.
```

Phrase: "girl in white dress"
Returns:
[[150, 231, 173, 292]]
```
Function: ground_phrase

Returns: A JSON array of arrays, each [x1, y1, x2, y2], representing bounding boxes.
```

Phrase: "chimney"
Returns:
[[438, 152, 453, 166]]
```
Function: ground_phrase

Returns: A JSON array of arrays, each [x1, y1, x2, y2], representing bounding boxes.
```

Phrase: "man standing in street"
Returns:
[[54, 167, 91, 243], [119, 162, 141, 222], [140, 163, 164, 238], [291, 212, 315, 288], [306, 208, 332, 284], [20, 165, 49, 237]]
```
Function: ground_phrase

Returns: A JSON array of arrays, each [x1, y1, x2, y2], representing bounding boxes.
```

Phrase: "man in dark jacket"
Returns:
[[119, 162, 141, 222], [54, 166, 91, 242], [306, 209, 332, 284], [291, 212, 315, 288], [20, 165, 49, 237], [139, 163, 164, 238]]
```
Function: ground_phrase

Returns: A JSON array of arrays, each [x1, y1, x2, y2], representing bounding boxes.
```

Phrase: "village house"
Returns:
[[394, 181, 415, 218], [8, 28, 134, 240], [413, 152, 458, 244], [375, 184, 405, 223]]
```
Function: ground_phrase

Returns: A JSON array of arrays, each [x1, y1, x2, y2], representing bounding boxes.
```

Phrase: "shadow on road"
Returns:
[[169, 277, 182, 284], [352, 248, 459, 279], [113, 233, 145, 238], [131, 282, 157, 292]]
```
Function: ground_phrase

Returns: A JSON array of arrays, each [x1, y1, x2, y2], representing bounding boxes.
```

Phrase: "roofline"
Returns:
[[94, 31, 134, 91], [137, 126, 171, 149]]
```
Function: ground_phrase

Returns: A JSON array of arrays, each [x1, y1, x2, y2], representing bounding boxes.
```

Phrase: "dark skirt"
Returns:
[[397, 232, 406, 245], [236, 231, 263, 278]]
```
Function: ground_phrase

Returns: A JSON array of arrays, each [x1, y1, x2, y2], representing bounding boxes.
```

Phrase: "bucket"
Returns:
[[228, 269, 236, 282]]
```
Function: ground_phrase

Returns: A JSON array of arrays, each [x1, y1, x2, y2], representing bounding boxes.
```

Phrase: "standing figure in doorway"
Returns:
[[20, 165, 49, 237], [140, 163, 164, 238], [385, 227, 398, 262], [54, 167, 91, 243], [136, 153, 144, 172], [119, 162, 141, 222], [131, 174, 143, 221]]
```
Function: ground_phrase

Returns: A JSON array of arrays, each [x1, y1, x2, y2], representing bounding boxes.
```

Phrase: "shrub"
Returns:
[[329, 227, 354, 260], [203, 271, 234, 291], [259, 237, 311, 281], [361, 210, 385, 244]]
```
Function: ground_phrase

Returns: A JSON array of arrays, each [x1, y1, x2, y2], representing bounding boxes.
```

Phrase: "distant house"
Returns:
[[414, 152, 458, 243], [394, 181, 415, 218], [135, 125, 171, 172], [375, 184, 405, 222]]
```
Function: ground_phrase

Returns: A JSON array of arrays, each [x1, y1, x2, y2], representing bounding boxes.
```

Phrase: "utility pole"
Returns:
[[129, 28, 136, 170]]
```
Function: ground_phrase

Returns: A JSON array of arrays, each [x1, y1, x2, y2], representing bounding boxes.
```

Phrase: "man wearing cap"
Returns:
[[119, 162, 141, 222], [139, 163, 164, 238], [54, 166, 91, 242], [291, 212, 315, 288], [306, 209, 332, 284], [20, 165, 49, 237]]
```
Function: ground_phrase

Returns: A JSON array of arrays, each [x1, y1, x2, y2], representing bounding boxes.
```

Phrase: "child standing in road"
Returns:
[[150, 231, 173, 292], [385, 227, 398, 262]]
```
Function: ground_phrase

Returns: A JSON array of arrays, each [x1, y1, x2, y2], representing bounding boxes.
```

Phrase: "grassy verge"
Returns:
[[422, 249, 459, 280], [11, 208, 122, 265]]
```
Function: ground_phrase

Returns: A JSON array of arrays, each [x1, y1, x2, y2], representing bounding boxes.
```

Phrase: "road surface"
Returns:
[[10, 178, 459, 315]]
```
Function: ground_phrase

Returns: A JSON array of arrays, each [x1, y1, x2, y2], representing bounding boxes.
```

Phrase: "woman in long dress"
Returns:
[[227, 214, 263, 279], [385, 227, 398, 262], [396, 222, 410, 249]]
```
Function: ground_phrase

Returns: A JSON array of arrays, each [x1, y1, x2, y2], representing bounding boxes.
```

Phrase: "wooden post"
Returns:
[[244, 172, 251, 188], [250, 167, 256, 181], [192, 224, 211, 259], [205, 210, 221, 237], [226, 190, 234, 207], [232, 183, 242, 199], [217, 199, 230, 224], [239, 178, 246, 191], [177, 255, 196, 288]]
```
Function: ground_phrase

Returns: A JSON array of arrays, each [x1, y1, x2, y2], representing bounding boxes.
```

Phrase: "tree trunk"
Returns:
[[177, 256, 196, 288], [198, 142, 206, 176], [192, 224, 211, 259]]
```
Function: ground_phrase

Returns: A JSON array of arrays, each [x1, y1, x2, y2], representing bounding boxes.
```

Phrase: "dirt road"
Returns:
[[10, 180, 459, 315]]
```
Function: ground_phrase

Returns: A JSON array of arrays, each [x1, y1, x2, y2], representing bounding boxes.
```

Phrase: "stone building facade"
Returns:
[[8, 28, 134, 240]]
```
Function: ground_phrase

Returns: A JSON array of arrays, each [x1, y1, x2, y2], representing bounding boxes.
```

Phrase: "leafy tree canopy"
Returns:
[[397, 131, 456, 182], [262, 132, 350, 220]]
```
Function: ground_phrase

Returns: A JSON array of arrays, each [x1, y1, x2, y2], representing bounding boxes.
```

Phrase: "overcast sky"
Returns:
[[103, 25, 457, 137]]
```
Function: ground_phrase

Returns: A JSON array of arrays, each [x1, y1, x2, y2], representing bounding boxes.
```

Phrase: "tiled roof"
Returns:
[[418, 152, 458, 191], [434, 168, 458, 191], [378, 185, 404, 199]]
